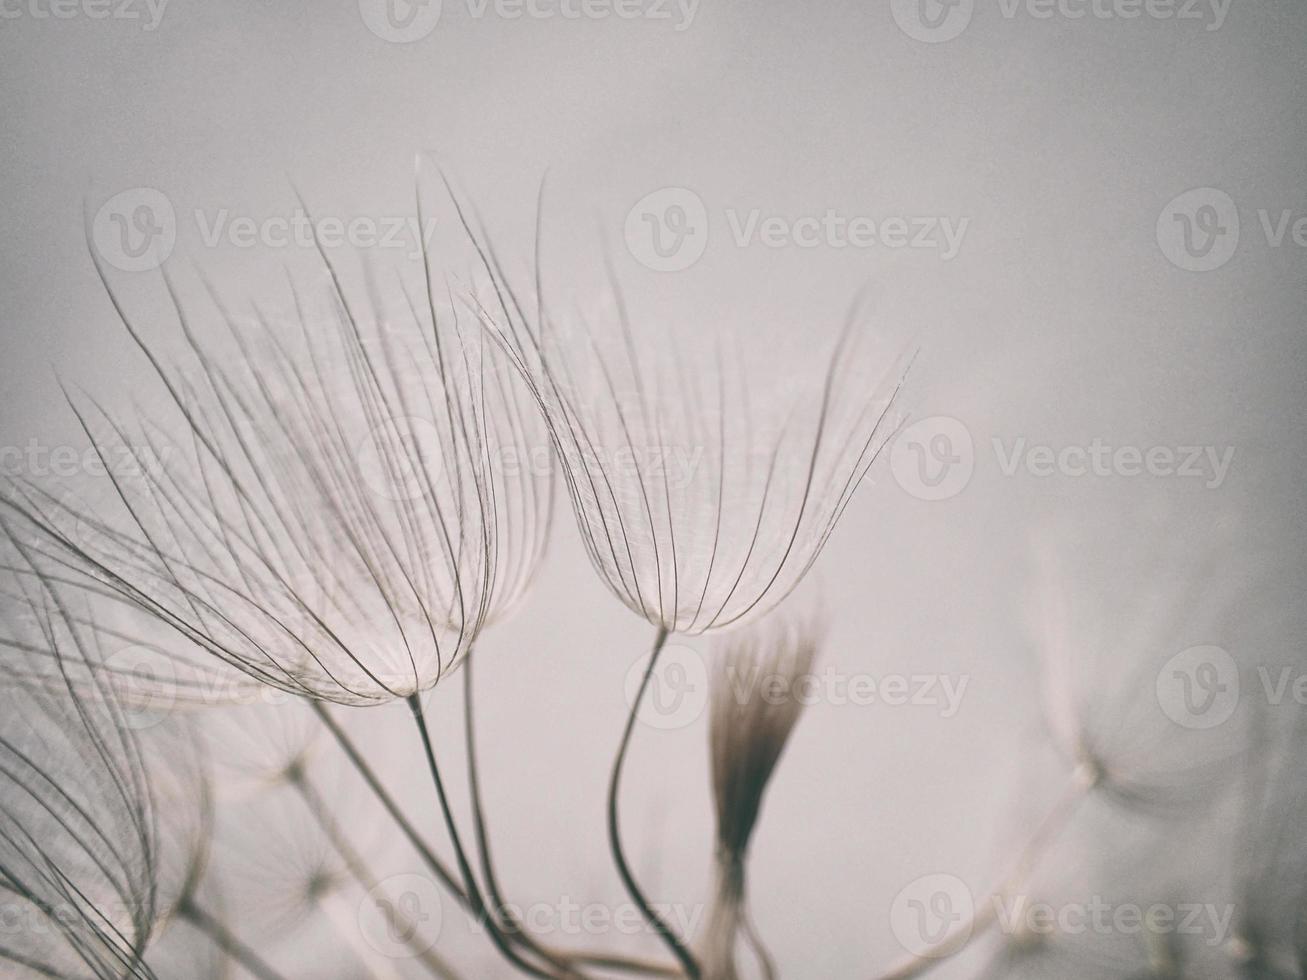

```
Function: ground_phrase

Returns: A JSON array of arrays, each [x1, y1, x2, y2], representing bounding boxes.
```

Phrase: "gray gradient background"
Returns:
[[2, 1, 1306, 976]]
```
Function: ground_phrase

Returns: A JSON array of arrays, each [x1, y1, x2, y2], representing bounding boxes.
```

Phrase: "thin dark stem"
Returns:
[[407, 693, 562, 980], [461, 654, 584, 976], [742, 906, 778, 980], [607, 626, 701, 980], [310, 702, 469, 906], [461, 652, 677, 979], [178, 898, 288, 980]]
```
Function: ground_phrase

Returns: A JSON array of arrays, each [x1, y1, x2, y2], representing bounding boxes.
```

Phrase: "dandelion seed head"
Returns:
[[2, 254, 553, 707]]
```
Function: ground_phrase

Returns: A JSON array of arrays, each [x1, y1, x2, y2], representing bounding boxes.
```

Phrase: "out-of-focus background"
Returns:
[[2, 1, 1305, 975]]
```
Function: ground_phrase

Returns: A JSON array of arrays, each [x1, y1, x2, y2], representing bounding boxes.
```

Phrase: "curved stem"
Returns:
[[463, 651, 678, 978], [178, 897, 288, 980], [311, 701, 467, 906], [870, 768, 1095, 980], [741, 903, 777, 980], [407, 694, 562, 979], [607, 626, 701, 980], [462, 654, 574, 969]]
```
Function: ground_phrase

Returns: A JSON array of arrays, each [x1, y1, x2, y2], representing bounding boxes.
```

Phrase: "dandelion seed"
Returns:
[[698, 612, 819, 980], [444, 178, 910, 637], [0, 546, 174, 978], [0, 238, 553, 706]]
